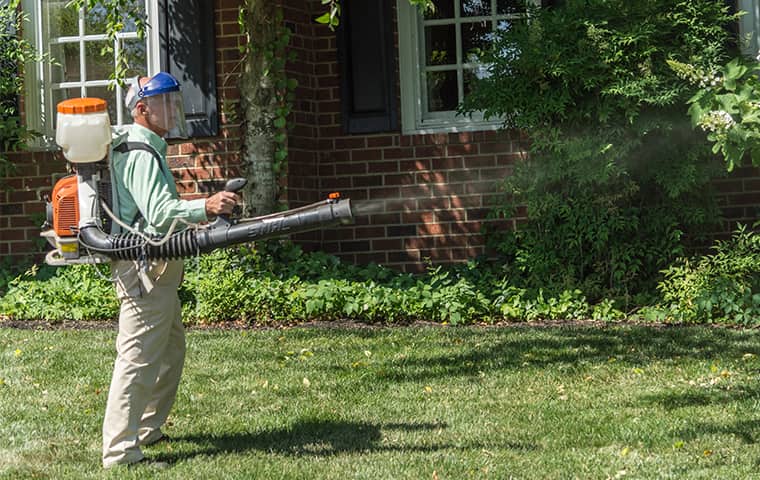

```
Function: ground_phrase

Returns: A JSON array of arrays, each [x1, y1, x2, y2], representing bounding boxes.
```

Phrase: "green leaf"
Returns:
[[314, 12, 332, 24]]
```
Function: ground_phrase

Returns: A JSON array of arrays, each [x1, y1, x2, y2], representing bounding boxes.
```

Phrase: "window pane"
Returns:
[[85, 86, 118, 123], [122, 39, 147, 77], [424, 0, 455, 19], [461, 0, 491, 17], [51, 88, 82, 128], [86, 0, 145, 35], [462, 21, 493, 62], [497, 0, 529, 14], [45, 0, 79, 38], [50, 42, 81, 83], [84, 41, 114, 81], [425, 25, 456, 66], [427, 70, 458, 112], [463, 67, 490, 99]]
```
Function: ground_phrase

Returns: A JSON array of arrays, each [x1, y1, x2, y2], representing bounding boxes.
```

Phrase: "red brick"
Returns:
[[450, 195, 482, 208], [371, 213, 400, 224], [369, 187, 400, 200], [372, 238, 402, 250], [400, 159, 430, 171], [431, 157, 463, 170], [335, 138, 366, 150], [0, 230, 26, 241], [400, 185, 431, 198], [367, 161, 399, 174], [464, 156, 495, 169], [367, 136, 396, 147], [383, 199, 416, 212], [353, 176, 383, 188], [448, 170, 480, 182], [421, 223, 449, 235], [383, 147, 415, 159], [417, 197, 450, 210], [384, 173, 414, 186], [355, 226, 385, 238], [446, 144, 478, 156], [352, 149, 383, 161], [479, 142, 512, 154], [355, 252, 388, 264], [414, 145, 444, 158], [416, 171, 447, 183], [435, 209, 466, 222]]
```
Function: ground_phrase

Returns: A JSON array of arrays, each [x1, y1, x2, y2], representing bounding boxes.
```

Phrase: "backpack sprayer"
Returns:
[[40, 97, 354, 266]]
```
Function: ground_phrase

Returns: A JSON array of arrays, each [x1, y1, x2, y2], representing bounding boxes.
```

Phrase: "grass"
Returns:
[[2, 324, 760, 479]]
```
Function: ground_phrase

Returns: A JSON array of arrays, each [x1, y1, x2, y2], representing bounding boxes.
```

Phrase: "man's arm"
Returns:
[[122, 150, 207, 233]]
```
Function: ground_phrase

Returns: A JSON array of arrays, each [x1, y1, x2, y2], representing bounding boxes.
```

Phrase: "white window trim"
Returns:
[[397, 0, 537, 135], [21, 0, 159, 148]]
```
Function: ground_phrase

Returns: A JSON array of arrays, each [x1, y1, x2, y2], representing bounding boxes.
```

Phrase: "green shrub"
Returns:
[[656, 226, 760, 324], [462, 0, 736, 302], [0, 264, 119, 321], [0, 241, 621, 324]]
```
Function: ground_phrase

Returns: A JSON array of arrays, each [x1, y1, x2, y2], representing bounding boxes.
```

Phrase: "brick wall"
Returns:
[[3, 0, 760, 271], [288, 0, 525, 272]]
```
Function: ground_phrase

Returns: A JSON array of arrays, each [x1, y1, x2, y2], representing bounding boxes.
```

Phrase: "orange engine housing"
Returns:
[[52, 175, 79, 237]]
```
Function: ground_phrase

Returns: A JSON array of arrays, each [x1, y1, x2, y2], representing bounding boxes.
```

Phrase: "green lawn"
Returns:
[[2, 324, 760, 479]]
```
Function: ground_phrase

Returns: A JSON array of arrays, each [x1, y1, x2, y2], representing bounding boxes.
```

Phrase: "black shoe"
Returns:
[[142, 433, 171, 446]]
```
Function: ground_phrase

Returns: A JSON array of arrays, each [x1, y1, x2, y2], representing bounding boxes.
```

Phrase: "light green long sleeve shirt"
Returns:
[[111, 124, 207, 235]]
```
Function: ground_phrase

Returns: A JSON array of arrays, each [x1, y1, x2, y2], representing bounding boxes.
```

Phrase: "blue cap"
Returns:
[[137, 72, 180, 98], [126, 72, 181, 109]]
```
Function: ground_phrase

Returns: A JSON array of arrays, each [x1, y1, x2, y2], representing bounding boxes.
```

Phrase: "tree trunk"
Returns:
[[239, 0, 279, 216]]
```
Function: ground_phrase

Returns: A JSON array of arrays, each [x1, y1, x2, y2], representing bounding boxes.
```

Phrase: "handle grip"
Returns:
[[225, 177, 247, 193]]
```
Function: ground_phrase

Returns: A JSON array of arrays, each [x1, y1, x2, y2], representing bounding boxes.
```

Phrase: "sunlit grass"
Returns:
[[2, 325, 760, 479]]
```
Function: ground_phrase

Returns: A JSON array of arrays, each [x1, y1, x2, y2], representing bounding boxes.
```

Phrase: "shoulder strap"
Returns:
[[112, 141, 169, 177], [112, 141, 170, 226]]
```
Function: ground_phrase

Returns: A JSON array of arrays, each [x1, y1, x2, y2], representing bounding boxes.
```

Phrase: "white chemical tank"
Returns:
[[55, 98, 111, 163]]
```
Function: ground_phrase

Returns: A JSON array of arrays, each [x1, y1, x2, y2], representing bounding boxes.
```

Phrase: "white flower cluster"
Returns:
[[669, 60, 722, 88], [699, 110, 736, 133]]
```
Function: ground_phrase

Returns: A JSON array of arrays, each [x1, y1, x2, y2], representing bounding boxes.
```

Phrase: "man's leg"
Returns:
[[139, 261, 186, 444], [102, 260, 177, 468]]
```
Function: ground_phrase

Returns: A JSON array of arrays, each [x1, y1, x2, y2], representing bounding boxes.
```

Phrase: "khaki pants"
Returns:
[[102, 259, 185, 468]]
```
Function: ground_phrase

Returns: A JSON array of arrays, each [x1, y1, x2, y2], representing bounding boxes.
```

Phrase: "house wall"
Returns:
[[2, 0, 758, 271]]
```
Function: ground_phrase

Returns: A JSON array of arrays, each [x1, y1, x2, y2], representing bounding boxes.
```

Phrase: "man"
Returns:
[[101, 72, 238, 468]]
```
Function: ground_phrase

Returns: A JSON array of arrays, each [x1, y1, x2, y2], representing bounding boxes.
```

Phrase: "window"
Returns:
[[397, 0, 539, 134], [22, 0, 218, 141], [739, 0, 760, 57], [22, 0, 159, 142]]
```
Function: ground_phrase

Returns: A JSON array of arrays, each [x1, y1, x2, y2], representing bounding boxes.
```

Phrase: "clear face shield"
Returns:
[[126, 74, 188, 138], [143, 91, 188, 138]]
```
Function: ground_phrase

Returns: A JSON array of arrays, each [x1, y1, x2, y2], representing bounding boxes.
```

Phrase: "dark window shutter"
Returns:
[[336, 0, 398, 134], [158, 0, 218, 138]]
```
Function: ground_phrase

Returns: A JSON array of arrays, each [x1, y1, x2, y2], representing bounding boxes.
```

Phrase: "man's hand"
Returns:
[[205, 191, 239, 217]]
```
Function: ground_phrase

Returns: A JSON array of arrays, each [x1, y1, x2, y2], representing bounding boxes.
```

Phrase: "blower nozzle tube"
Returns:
[[78, 198, 353, 260]]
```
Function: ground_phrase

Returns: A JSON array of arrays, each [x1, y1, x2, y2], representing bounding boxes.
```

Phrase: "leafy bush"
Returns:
[[656, 225, 760, 324], [0, 264, 118, 321], [462, 0, 736, 302], [669, 56, 760, 171], [0, 241, 620, 324]]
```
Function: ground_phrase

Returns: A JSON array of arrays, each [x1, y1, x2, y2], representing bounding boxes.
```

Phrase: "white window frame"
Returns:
[[739, 0, 760, 57], [21, 0, 160, 146], [397, 0, 539, 134]]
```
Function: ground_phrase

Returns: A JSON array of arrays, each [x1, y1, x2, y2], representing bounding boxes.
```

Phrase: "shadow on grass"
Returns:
[[156, 419, 536, 463], [640, 385, 760, 411], [354, 325, 760, 382]]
